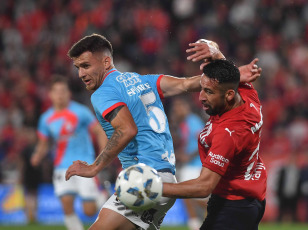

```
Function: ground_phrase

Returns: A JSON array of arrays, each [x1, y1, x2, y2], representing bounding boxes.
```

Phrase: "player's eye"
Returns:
[[81, 64, 90, 69], [205, 89, 213, 94]]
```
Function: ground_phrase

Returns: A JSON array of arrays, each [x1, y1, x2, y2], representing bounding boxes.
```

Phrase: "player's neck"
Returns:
[[54, 102, 69, 111], [220, 93, 243, 116], [102, 65, 115, 81], [233, 93, 244, 109], [105, 65, 115, 74]]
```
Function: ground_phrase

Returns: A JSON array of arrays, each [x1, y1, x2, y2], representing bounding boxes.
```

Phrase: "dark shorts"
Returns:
[[200, 194, 266, 230]]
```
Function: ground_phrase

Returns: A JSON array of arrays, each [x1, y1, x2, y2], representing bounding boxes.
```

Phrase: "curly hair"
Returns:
[[203, 59, 240, 91]]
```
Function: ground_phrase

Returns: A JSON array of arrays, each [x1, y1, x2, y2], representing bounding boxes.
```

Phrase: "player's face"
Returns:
[[73, 51, 107, 91], [199, 74, 226, 116], [50, 82, 71, 109]]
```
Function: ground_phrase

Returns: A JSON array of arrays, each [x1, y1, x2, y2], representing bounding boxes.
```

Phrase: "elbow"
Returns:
[[195, 186, 212, 198], [126, 123, 138, 140], [194, 180, 215, 198], [131, 125, 138, 137]]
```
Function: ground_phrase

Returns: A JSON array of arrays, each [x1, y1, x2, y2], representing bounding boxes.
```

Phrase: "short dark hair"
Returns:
[[67, 33, 113, 58], [50, 74, 70, 90], [203, 59, 240, 91]]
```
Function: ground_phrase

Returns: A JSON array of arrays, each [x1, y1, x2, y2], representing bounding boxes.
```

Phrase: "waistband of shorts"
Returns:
[[210, 194, 265, 207], [157, 168, 175, 174]]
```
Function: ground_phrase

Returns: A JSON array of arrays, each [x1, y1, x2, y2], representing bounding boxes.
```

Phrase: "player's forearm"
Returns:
[[31, 141, 48, 165], [161, 75, 201, 97], [163, 179, 212, 198], [92, 127, 137, 174], [183, 75, 202, 93]]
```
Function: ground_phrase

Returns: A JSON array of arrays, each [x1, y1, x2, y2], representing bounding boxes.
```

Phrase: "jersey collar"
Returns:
[[102, 68, 120, 83]]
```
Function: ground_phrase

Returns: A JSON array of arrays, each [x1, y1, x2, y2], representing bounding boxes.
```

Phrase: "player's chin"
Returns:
[[204, 107, 215, 116], [85, 84, 95, 91]]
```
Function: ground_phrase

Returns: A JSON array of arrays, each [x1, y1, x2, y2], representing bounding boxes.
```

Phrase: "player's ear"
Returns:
[[103, 56, 112, 69], [225, 89, 235, 102]]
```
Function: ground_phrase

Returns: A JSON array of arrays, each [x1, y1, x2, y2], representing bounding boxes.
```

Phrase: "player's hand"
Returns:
[[30, 154, 41, 167], [65, 160, 96, 180], [239, 58, 262, 83], [186, 39, 226, 70]]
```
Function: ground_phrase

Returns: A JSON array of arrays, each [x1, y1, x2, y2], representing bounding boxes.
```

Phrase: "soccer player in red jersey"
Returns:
[[163, 59, 267, 230]]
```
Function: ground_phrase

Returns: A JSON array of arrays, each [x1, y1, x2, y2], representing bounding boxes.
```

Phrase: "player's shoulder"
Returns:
[[118, 71, 158, 83], [91, 85, 106, 103], [40, 107, 54, 119], [239, 83, 260, 105]]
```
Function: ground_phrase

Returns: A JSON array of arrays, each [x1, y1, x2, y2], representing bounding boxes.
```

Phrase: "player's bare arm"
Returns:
[[65, 106, 138, 180], [163, 167, 221, 198], [159, 75, 201, 97], [30, 138, 49, 167], [94, 106, 137, 170]]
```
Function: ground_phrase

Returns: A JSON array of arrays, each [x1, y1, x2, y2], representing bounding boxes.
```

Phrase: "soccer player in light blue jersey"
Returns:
[[65, 34, 262, 230], [31, 76, 107, 230]]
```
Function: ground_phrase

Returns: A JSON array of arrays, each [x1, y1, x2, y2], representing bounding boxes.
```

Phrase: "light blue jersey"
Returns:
[[91, 69, 175, 174], [37, 101, 97, 170], [180, 114, 204, 167]]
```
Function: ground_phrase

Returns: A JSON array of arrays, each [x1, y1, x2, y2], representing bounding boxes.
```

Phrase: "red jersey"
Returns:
[[198, 83, 267, 201]]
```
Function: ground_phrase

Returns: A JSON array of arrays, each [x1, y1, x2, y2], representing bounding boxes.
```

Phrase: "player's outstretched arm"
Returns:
[[238, 58, 262, 83], [65, 106, 137, 180], [163, 167, 221, 198], [159, 74, 201, 98]]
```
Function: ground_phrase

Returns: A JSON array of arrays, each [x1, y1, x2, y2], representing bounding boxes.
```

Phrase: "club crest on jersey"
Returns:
[[199, 122, 212, 147], [116, 73, 141, 87]]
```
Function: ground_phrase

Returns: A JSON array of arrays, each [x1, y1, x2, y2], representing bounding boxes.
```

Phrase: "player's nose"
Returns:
[[199, 90, 207, 102], [78, 68, 86, 79]]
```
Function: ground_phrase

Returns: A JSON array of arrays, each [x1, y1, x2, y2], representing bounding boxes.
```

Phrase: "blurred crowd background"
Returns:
[[0, 0, 308, 225]]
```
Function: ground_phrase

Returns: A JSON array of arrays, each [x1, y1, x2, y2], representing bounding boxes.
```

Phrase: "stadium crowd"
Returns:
[[0, 0, 308, 222]]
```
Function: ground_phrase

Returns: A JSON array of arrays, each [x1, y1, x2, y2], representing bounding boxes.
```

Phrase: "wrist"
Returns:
[[91, 163, 101, 176]]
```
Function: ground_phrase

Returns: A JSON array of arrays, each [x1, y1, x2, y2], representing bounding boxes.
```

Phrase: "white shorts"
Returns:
[[178, 166, 208, 201], [102, 172, 177, 230], [178, 165, 201, 182], [53, 169, 100, 200]]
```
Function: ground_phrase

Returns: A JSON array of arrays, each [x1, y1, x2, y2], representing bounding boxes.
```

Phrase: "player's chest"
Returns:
[[48, 112, 79, 137]]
